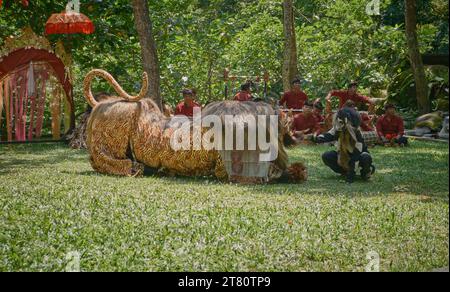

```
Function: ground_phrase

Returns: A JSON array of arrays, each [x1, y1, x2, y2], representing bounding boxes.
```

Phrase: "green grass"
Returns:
[[0, 141, 448, 272]]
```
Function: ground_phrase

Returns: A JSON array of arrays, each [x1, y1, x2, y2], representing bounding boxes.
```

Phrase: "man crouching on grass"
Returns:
[[313, 106, 376, 184]]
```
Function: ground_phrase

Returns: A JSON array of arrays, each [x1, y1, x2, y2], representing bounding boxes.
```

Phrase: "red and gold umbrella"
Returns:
[[45, 11, 95, 35], [43, 6, 95, 134]]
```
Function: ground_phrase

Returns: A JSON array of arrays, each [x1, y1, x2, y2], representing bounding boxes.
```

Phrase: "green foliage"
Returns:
[[0, 0, 448, 114], [389, 65, 449, 111]]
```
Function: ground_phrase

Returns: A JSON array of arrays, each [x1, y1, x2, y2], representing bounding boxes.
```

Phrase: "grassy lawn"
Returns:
[[0, 141, 448, 272]]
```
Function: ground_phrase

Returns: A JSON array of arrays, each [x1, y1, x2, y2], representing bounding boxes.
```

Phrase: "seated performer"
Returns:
[[359, 112, 379, 146], [234, 83, 253, 102], [360, 112, 374, 131], [313, 99, 325, 124], [340, 100, 377, 144], [314, 99, 329, 135], [376, 103, 408, 146], [280, 78, 309, 110], [326, 80, 374, 109], [175, 89, 201, 117], [292, 101, 321, 141], [314, 107, 376, 183]]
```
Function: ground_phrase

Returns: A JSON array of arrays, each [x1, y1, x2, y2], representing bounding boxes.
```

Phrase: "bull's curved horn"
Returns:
[[83, 69, 149, 108]]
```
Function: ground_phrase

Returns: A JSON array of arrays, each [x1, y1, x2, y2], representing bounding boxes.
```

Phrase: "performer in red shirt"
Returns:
[[280, 79, 309, 110], [234, 83, 253, 102], [175, 89, 201, 117], [376, 103, 408, 146], [292, 101, 321, 141], [313, 99, 325, 124], [360, 112, 374, 132], [313, 99, 327, 135], [326, 81, 374, 109]]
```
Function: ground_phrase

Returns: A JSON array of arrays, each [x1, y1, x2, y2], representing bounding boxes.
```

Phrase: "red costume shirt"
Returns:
[[314, 112, 325, 124], [360, 113, 374, 131], [280, 90, 309, 109], [293, 113, 320, 135], [376, 114, 405, 137], [234, 91, 252, 102], [330, 90, 372, 109], [175, 101, 201, 117]]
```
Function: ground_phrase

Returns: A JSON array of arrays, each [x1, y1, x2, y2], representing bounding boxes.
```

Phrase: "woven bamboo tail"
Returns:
[[83, 69, 149, 108]]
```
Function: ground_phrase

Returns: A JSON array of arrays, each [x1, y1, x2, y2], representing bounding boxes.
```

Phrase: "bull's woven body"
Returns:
[[87, 97, 226, 178], [84, 69, 306, 183]]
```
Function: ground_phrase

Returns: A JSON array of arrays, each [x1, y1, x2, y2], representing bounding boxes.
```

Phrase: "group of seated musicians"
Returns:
[[279, 79, 408, 146], [172, 78, 408, 147], [173, 81, 254, 118], [279, 79, 366, 143]]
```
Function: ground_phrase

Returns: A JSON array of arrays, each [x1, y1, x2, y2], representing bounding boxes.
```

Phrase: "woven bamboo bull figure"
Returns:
[[83, 69, 307, 184]]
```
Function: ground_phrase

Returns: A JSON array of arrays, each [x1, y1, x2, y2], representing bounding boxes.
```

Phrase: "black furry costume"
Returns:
[[316, 107, 375, 183]]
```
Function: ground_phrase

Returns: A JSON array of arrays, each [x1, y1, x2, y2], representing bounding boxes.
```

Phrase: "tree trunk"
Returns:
[[405, 0, 430, 114], [132, 0, 162, 108], [282, 0, 299, 92]]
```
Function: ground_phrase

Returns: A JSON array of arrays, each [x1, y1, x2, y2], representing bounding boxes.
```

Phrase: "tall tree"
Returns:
[[282, 0, 299, 92], [405, 0, 430, 114], [132, 0, 162, 108]]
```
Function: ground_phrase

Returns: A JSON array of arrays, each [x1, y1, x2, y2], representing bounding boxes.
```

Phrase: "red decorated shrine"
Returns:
[[0, 28, 75, 142]]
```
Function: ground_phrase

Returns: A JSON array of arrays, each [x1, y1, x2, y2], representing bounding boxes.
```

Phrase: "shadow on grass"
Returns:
[[126, 142, 449, 199], [1, 141, 448, 199], [0, 143, 87, 176]]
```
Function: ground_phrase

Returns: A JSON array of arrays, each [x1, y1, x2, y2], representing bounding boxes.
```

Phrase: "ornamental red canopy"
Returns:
[[0, 48, 75, 141], [0, 48, 73, 107], [45, 11, 95, 35]]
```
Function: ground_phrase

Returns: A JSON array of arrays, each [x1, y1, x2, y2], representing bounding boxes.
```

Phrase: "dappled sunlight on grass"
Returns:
[[0, 141, 448, 271], [376, 168, 395, 174]]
